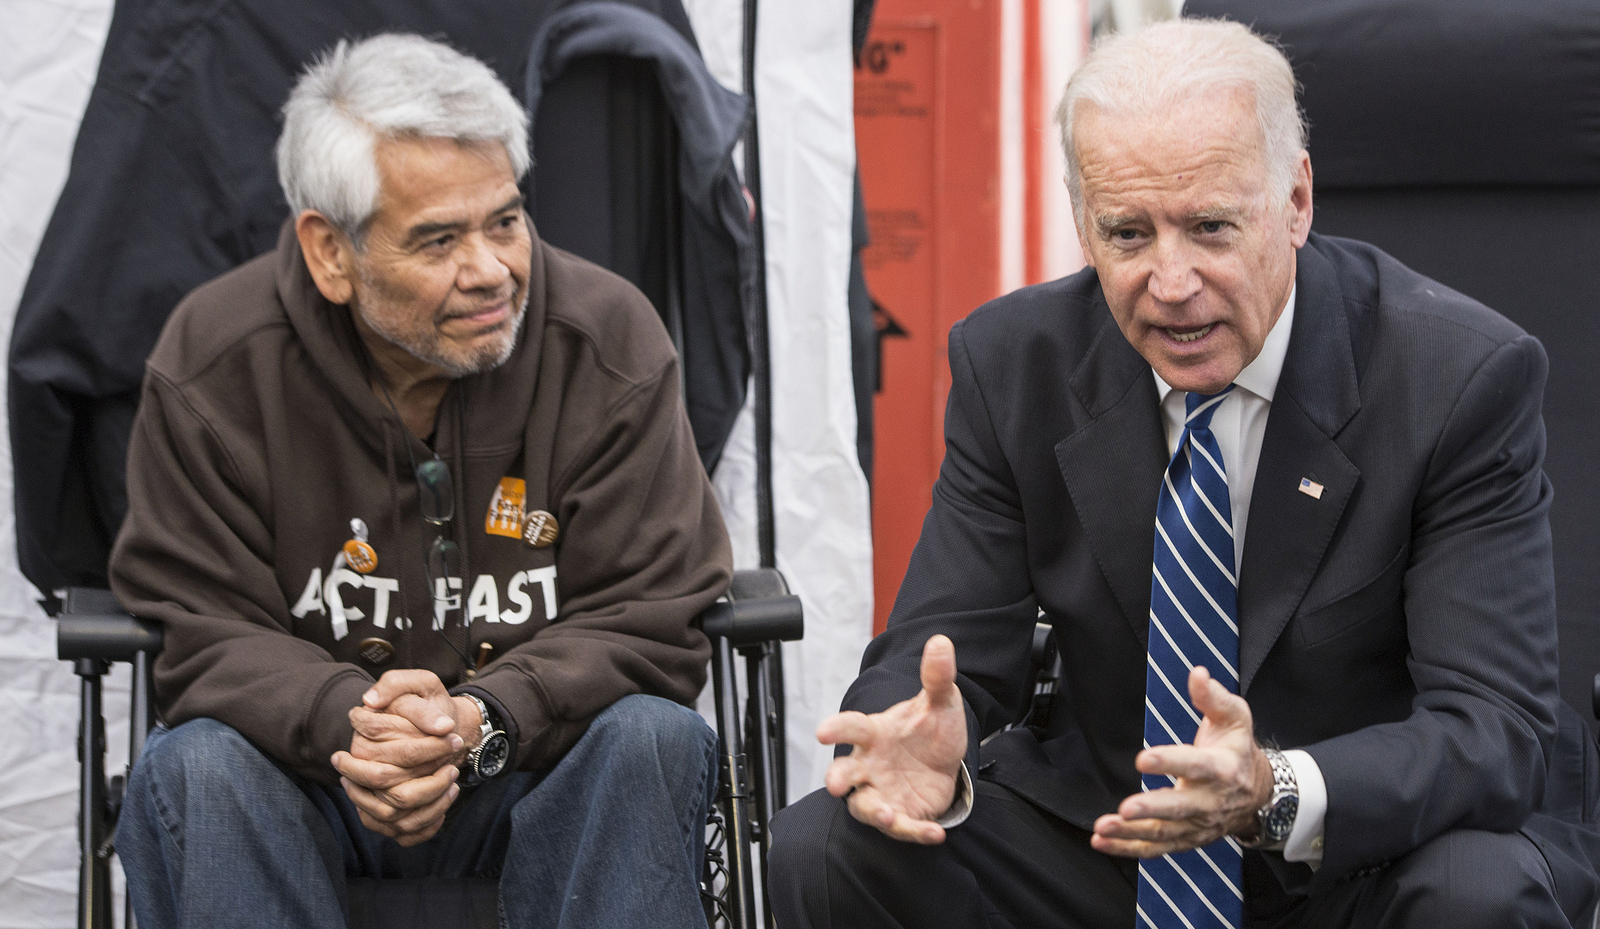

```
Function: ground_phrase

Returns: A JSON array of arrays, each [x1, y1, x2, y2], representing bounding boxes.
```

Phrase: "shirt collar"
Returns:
[[1152, 284, 1296, 405]]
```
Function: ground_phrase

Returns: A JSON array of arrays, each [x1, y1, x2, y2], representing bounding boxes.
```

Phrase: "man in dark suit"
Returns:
[[768, 19, 1596, 929]]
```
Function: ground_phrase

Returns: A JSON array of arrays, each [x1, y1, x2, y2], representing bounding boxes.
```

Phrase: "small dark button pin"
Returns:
[[357, 637, 395, 665], [522, 509, 559, 548]]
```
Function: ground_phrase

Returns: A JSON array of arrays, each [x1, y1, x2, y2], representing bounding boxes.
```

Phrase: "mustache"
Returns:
[[437, 285, 523, 323]]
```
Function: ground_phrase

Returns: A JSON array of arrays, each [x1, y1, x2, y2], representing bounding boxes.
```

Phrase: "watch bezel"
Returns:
[[470, 729, 511, 780], [1260, 792, 1299, 844], [462, 693, 510, 783]]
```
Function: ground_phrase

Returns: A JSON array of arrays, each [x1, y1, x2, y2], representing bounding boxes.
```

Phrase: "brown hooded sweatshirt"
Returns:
[[109, 223, 732, 784]]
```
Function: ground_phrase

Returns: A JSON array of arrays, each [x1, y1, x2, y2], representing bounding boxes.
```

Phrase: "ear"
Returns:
[[1286, 150, 1314, 249], [295, 211, 357, 305]]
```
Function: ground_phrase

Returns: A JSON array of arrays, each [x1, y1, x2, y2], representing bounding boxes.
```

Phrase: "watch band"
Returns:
[[464, 693, 495, 744], [1244, 747, 1299, 851], [462, 694, 509, 783]]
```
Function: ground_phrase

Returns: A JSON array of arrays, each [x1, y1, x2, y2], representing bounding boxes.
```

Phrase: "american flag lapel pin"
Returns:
[[1298, 477, 1325, 500]]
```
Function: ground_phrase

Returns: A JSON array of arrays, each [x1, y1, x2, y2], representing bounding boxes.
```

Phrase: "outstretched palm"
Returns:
[[1091, 665, 1271, 858], [817, 634, 968, 845]]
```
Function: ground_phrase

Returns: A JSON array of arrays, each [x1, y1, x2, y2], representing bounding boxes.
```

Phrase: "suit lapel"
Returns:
[[1237, 243, 1363, 693], [1055, 308, 1169, 644]]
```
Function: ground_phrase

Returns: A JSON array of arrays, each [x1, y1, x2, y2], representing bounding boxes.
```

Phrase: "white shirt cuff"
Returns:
[[934, 761, 974, 829], [1281, 748, 1327, 867]]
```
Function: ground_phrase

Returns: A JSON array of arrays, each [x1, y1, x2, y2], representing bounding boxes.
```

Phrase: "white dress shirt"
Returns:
[[1151, 286, 1327, 867]]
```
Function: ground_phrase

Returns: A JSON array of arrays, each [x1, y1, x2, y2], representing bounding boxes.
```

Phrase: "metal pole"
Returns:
[[742, 0, 775, 572], [130, 650, 154, 767], [75, 659, 110, 929], [710, 637, 759, 929], [127, 649, 156, 929], [741, 0, 790, 826], [743, 645, 782, 928]]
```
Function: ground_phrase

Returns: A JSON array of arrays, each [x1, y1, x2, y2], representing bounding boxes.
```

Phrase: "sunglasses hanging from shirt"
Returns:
[[412, 454, 481, 674]]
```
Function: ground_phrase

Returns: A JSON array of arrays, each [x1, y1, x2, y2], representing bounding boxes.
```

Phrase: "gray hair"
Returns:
[[276, 34, 530, 244], [1054, 19, 1308, 227]]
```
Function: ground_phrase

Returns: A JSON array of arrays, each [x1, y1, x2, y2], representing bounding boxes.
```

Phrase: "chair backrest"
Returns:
[[1186, 0, 1600, 715]]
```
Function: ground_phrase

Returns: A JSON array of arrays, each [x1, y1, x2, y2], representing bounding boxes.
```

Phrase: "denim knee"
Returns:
[[129, 718, 282, 802], [499, 696, 717, 929], [586, 694, 717, 775], [119, 720, 349, 929]]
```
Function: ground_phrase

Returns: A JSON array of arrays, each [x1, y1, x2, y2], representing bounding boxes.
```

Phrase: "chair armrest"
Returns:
[[56, 587, 163, 662], [702, 568, 804, 647], [727, 567, 791, 602]]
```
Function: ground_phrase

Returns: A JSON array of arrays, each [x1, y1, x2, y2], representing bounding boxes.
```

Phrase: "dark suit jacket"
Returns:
[[845, 233, 1567, 896]]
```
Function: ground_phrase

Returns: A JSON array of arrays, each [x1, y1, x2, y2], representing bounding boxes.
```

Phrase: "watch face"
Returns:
[[475, 732, 511, 779], [1264, 795, 1299, 841]]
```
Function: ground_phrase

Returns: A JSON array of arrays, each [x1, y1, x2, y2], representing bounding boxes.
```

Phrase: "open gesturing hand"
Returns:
[[1091, 665, 1272, 858], [816, 634, 967, 845]]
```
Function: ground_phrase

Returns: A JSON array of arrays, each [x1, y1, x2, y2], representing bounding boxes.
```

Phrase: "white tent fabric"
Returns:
[[1, 2, 123, 924], [0, 0, 867, 922]]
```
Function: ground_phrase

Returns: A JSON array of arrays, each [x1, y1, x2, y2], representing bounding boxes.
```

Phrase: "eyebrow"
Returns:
[[1091, 205, 1246, 235], [1092, 213, 1140, 236], [1187, 206, 1246, 224], [404, 194, 526, 245]]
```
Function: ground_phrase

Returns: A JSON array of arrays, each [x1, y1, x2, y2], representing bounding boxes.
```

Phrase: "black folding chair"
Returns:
[[58, 569, 799, 929]]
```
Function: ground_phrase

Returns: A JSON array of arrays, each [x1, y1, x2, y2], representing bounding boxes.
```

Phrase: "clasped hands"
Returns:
[[330, 669, 486, 846], [818, 635, 1273, 856]]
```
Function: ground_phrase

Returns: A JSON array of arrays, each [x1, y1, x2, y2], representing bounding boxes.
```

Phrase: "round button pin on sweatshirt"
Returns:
[[522, 509, 559, 548], [357, 637, 395, 665], [343, 539, 378, 573]]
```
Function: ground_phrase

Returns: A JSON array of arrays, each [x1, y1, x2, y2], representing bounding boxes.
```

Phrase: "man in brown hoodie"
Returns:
[[108, 34, 732, 929]]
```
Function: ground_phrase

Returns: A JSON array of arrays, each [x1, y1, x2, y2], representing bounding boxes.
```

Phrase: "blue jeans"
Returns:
[[116, 694, 718, 929]]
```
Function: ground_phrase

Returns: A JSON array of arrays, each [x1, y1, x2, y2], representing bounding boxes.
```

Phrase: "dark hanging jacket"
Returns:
[[524, 1, 756, 475]]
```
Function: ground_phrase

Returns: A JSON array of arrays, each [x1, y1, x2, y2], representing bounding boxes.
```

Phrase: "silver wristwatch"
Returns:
[[462, 694, 510, 784], [1243, 747, 1299, 851]]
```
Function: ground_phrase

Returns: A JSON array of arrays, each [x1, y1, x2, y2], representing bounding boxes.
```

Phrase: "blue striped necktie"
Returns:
[[1137, 386, 1243, 929]]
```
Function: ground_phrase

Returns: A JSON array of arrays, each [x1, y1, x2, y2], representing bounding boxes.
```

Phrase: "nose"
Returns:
[[455, 234, 512, 293], [1146, 240, 1201, 305]]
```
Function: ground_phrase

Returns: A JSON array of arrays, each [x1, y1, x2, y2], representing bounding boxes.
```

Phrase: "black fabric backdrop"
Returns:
[[1186, 0, 1600, 716], [10, 0, 756, 594]]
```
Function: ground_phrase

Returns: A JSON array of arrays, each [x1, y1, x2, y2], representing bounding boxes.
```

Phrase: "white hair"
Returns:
[[1054, 19, 1308, 227], [276, 33, 530, 244]]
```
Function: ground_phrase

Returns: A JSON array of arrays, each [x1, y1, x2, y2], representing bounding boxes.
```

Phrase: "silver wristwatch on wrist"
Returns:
[[1243, 747, 1299, 851], [462, 693, 510, 784]]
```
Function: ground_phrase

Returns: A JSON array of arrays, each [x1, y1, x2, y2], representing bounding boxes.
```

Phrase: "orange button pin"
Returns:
[[343, 538, 378, 573]]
